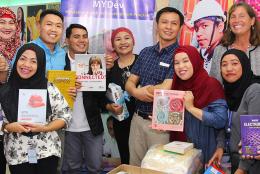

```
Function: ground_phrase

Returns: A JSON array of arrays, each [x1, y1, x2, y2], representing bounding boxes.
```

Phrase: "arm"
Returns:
[[146, 79, 173, 94], [125, 74, 153, 102]]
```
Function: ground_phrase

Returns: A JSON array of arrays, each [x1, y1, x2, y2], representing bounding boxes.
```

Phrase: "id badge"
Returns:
[[28, 147, 37, 164]]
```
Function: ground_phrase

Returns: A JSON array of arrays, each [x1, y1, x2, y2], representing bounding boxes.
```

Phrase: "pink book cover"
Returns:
[[152, 89, 185, 131]]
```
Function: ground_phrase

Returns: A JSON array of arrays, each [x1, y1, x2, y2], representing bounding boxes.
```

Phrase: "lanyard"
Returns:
[[227, 109, 233, 133]]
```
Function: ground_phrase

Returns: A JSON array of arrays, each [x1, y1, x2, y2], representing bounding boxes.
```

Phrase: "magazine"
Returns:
[[47, 70, 76, 109], [75, 54, 106, 91], [152, 89, 185, 131], [17, 89, 47, 124], [106, 83, 129, 121], [240, 115, 260, 156]]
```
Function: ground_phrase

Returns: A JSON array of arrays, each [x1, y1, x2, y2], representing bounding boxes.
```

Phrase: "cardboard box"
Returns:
[[108, 164, 165, 174]]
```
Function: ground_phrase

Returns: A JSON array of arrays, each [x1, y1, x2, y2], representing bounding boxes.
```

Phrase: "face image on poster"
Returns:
[[178, 0, 228, 73]]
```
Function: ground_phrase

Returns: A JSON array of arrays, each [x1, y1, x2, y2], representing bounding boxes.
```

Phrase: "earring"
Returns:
[[251, 25, 255, 30]]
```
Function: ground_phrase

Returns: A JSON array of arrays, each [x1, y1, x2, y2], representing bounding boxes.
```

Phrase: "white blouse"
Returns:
[[1, 83, 72, 165]]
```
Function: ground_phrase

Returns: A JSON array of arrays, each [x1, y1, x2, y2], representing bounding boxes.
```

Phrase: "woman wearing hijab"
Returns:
[[105, 27, 137, 164], [171, 45, 228, 166], [209, 49, 260, 174], [0, 43, 72, 174]]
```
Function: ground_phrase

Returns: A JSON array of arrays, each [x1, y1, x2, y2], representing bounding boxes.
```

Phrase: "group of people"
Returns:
[[0, 1, 260, 174]]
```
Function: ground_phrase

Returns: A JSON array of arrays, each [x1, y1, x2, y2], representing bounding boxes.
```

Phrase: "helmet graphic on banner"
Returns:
[[190, 0, 226, 26]]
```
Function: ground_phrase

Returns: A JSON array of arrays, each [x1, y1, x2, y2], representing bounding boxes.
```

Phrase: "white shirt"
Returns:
[[66, 52, 90, 132]]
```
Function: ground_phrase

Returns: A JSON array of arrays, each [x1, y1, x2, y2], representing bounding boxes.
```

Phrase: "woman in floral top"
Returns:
[[0, 43, 72, 174]]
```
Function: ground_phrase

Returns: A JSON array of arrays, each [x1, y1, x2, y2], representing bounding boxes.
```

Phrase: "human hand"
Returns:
[[0, 54, 8, 72], [208, 147, 224, 167], [75, 79, 82, 90], [5, 122, 31, 133], [134, 85, 154, 102], [25, 123, 47, 133], [68, 87, 77, 100], [108, 103, 123, 115], [184, 91, 195, 110], [234, 168, 246, 174], [239, 140, 260, 160], [105, 55, 114, 70]]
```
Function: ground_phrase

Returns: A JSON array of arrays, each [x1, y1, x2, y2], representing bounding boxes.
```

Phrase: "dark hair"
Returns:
[[221, 2, 260, 46], [66, 24, 88, 38], [155, 7, 184, 26], [40, 9, 64, 23], [17, 7, 25, 41]]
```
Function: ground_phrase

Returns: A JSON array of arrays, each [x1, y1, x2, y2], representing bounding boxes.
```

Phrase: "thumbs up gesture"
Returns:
[[0, 54, 8, 72]]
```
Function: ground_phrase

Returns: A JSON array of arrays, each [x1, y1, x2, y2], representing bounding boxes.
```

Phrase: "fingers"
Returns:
[[75, 81, 82, 89]]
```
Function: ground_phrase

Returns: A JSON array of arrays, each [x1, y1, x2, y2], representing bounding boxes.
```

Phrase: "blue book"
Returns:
[[240, 115, 260, 156]]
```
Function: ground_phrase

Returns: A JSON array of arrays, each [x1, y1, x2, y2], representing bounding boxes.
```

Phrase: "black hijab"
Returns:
[[0, 43, 52, 123], [221, 49, 260, 111]]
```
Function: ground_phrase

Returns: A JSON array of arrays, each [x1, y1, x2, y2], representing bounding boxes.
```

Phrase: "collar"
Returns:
[[154, 41, 179, 53], [67, 50, 75, 64], [35, 37, 59, 54]]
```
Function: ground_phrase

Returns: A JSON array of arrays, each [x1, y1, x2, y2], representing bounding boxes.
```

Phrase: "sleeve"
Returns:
[[216, 128, 226, 148], [202, 99, 228, 129], [238, 84, 260, 171], [209, 45, 225, 83], [48, 83, 72, 128]]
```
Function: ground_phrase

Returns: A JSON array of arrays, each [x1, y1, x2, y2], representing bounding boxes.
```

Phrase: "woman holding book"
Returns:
[[0, 43, 72, 174], [105, 27, 138, 164], [209, 49, 260, 174], [171, 45, 228, 166]]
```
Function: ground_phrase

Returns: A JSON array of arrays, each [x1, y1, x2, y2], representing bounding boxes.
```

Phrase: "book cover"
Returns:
[[75, 54, 106, 91], [204, 165, 225, 174], [163, 141, 193, 154], [18, 89, 47, 124], [152, 89, 185, 131], [240, 115, 260, 156], [47, 70, 76, 109], [106, 83, 129, 121]]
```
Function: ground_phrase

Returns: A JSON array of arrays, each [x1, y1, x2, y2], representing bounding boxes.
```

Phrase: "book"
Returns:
[[106, 83, 129, 121], [152, 89, 185, 131], [240, 115, 260, 156], [47, 70, 76, 109], [75, 54, 106, 91], [204, 165, 225, 174], [18, 89, 47, 124], [163, 141, 193, 154]]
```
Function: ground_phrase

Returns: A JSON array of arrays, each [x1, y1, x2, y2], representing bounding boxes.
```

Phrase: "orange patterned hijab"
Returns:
[[0, 7, 21, 62]]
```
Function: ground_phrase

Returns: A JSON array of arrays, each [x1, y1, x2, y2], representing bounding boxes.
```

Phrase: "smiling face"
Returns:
[[66, 27, 88, 55], [0, 17, 16, 40], [157, 12, 181, 45], [194, 19, 224, 48], [16, 49, 37, 79], [91, 61, 101, 74], [174, 52, 194, 80], [229, 6, 255, 36], [39, 14, 63, 48], [221, 54, 242, 83], [17, 7, 23, 21], [113, 31, 134, 56]]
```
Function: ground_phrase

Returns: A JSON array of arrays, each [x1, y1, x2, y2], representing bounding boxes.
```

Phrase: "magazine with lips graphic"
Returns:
[[152, 89, 185, 131], [17, 89, 47, 124]]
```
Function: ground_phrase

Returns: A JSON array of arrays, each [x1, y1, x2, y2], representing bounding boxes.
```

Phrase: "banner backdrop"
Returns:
[[61, 0, 156, 55]]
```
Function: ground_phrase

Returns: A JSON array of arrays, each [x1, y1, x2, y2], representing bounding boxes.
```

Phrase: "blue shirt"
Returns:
[[131, 42, 178, 113], [32, 38, 66, 71], [185, 99, 228, 164]]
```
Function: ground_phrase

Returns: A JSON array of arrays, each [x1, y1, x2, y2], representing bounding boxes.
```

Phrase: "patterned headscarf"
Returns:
[[0, 7, 21, 62]]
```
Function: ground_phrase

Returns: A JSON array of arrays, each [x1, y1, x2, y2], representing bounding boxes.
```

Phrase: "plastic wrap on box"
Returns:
[[141, 144, 202, 174]]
